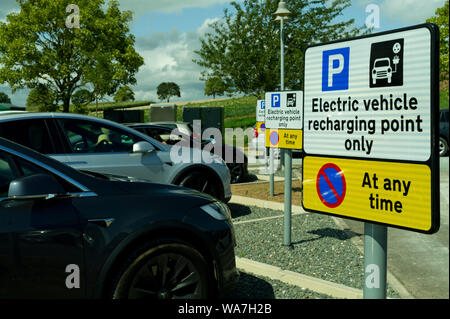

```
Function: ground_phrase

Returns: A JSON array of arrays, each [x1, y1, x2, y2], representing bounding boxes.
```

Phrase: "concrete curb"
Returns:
[[236, 257, 362, 299], [229, 195, 306, 214]]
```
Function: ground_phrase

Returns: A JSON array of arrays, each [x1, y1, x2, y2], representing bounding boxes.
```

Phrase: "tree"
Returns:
[[0, 92, 11, 104], [71, 88, 92, 114], [0, 0, 144, 113], [204, 77, 227, 99], [427, 0, 449, 82], [26, 84, 58, 112], [193, 0, 363, 96], [157, 82, 181, 102], [114, 85, 135, 102]]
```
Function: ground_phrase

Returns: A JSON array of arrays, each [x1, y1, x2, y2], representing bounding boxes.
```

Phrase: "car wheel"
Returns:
[[439, 136, 449, 156], [228, 163, 247, 183], [111, 241, 212, 299], [178, 171, 220, 199]]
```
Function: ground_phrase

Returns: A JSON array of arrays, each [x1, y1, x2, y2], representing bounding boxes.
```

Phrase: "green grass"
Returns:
[[440, 89, 449, 109]]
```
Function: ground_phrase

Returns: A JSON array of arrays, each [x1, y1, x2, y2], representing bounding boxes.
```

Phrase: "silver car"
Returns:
[[0, 112, 232, 202]]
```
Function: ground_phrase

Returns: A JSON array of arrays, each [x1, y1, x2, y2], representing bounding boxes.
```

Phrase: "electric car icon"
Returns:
[[372, 57, 392, 84]]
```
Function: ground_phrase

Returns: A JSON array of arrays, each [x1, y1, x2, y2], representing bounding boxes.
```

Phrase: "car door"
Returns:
[[0, 150, 85, 298], [55, 118, 166, 182]]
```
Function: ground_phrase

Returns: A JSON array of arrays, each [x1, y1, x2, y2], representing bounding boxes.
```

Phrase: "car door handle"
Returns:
[[88, 218, 115, 228]]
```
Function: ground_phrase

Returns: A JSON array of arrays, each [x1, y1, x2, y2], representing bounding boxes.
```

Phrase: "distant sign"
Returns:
[[265, 91, 303, 149], [265, 91, 303, 130], [302, 24, 440, 234], [256, 99, 265, 122]]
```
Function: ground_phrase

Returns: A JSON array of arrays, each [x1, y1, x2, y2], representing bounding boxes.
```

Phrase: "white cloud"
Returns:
[[355, 0, 445, 25], [132, 17, 220, 103], [381, 0, 445, 24]]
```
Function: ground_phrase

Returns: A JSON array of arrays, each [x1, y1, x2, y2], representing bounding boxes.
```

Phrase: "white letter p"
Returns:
[[328, 54, 344, 87]]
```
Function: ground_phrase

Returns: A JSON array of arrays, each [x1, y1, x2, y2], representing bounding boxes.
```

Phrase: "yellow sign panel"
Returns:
[[256, 121, 266, 135], [265, 129, 303, 150], [303, 156, 432, 232]]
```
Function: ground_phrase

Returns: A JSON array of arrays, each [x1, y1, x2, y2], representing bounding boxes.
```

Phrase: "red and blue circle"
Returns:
[[260, 123, 266, 132], [269, 131, 279, 146], [316, 163, 346, 208]]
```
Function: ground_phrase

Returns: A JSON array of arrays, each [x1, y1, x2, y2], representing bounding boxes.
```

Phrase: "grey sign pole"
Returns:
[[363, 222, 387, 299]]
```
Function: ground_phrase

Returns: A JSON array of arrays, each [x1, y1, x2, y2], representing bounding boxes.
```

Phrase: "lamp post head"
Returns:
[[274, 1, 292, 17]]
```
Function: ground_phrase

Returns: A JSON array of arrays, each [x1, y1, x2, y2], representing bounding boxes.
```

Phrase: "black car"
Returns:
[[0, 137, 238, 299], [127, 123, 249, 183], [440, 108, 449, 156]]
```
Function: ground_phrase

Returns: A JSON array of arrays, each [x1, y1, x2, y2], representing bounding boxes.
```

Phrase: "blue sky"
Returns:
[[0, 0, 446, 107]]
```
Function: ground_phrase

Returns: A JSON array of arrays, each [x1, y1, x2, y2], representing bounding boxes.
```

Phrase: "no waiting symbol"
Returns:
[[316, 163, 346, 208], [270, 131, 279, 146]]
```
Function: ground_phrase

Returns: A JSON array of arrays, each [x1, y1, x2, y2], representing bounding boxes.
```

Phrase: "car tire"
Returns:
[[110, 241, 212, 299], [178, 171, 221, 199], [228, 163, 247, 183], [439, 136, 449, 156]]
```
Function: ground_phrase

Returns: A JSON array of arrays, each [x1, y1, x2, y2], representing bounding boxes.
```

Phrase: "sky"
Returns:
[[0, 0, 447, 107]]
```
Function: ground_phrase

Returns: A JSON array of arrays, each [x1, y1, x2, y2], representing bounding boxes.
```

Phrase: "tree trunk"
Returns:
[[62, 95, 71, 113]]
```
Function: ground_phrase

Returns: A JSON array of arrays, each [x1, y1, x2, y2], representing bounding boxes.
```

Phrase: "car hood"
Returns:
[[107, 179, 216, 207]]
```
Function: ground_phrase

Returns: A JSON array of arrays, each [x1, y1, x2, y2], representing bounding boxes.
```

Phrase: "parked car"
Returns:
[[440, 108, 449, 156], [127, 123, 248, 183], [0, 113, 232, 202], [151, 121, 194, 137], [0, 137, 238, 299]]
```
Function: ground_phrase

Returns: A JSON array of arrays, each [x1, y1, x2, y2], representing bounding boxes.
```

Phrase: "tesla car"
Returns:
[[126, 123, 248, 183], [0, 112, 232, 202], [0, 137, 238, 299]]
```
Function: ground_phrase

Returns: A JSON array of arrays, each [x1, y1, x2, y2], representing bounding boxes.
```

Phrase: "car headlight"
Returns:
[[200, 201, 231, 221]]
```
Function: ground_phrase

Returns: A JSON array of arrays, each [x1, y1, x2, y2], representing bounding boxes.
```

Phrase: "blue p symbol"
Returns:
[[271, 94, 281, 107], [322, 47, 350, 91], [261, 100, 265, 109]]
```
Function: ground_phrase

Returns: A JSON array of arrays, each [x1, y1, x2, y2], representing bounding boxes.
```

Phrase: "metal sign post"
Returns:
[[363, 223, 387, 299]]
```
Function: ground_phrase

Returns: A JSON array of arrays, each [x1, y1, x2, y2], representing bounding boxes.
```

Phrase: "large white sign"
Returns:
[[264, 91, 303, 129], [304, 26, 435, 161]]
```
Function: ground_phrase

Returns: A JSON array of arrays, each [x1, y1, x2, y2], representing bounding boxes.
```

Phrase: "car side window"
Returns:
[[0, 152, 17, 197], [0, 119, 55, 154], [0, 150, 79, 197], [58, 119, 141, 153]]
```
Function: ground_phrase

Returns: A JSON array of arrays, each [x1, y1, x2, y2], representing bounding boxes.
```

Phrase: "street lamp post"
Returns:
[[274, 1, 292, 246]]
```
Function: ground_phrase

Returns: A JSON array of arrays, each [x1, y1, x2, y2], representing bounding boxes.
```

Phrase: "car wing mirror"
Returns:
[[7, 173, 67, 201], [132, 141, 155, 154]]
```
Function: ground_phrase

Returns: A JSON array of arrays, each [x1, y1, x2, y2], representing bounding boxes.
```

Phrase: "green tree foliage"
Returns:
[[0, 0, 144, 113], [194, 0, 363, 96], [0, 92, 11, 104], [71, 88, 92, 114], [427, 0, 449, 81], [204, 77, 227, 99], [157, 82, 181, 102], [26, 84, 58, 112], [114, 85, 135, 102]]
